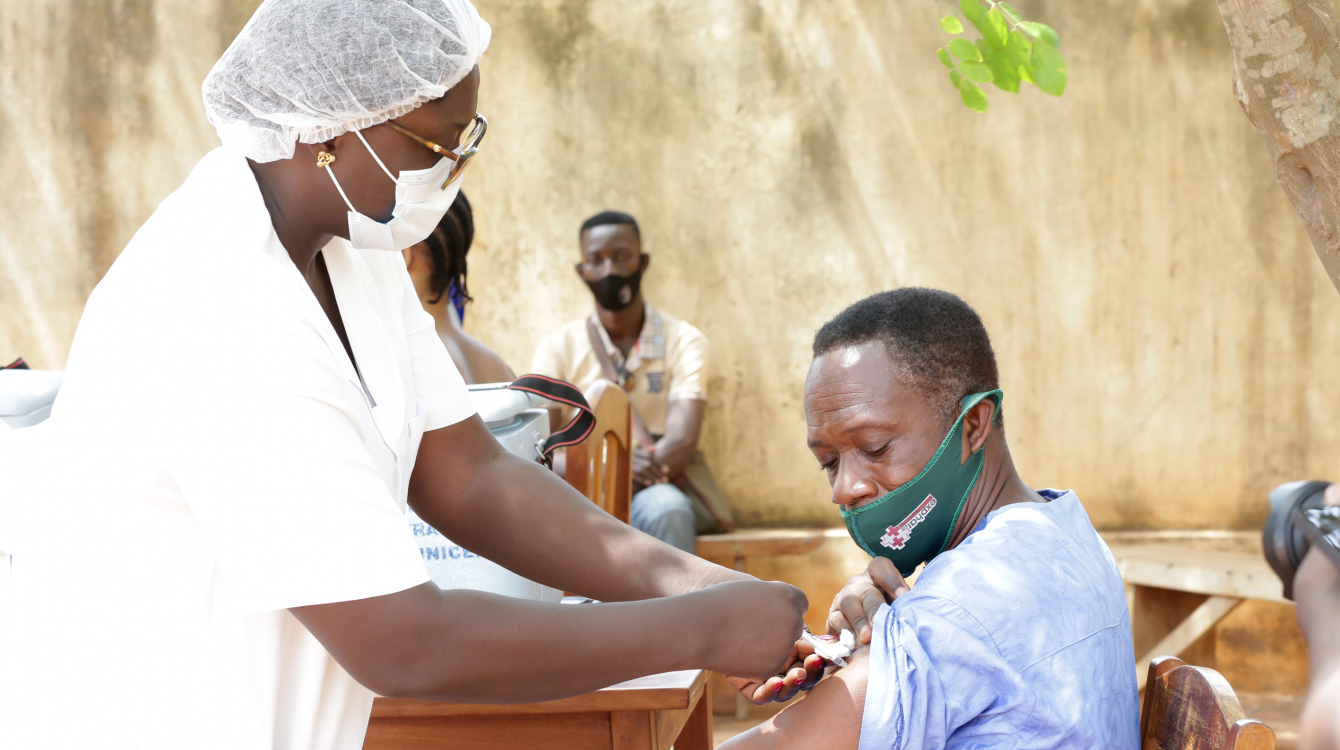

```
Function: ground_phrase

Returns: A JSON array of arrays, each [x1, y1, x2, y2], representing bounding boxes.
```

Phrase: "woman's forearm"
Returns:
[[409, 421, 747, 601], [294, 579, 805, 704]]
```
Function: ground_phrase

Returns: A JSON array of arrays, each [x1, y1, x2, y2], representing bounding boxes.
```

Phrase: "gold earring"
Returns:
[[316, 152, 335, 168]]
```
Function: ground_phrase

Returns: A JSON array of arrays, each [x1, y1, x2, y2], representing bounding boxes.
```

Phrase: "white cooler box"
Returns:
[[0, 369, 63, 429], [405, 382, 562, 602]]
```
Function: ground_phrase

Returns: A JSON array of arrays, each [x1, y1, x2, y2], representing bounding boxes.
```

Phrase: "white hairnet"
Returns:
[[202, 0, 491, 163]]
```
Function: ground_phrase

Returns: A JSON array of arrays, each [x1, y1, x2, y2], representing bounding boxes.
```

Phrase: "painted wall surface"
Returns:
[[4, 0, 1340, 536], [0, 0, 258, 369], [461, 0, 1340, 532]]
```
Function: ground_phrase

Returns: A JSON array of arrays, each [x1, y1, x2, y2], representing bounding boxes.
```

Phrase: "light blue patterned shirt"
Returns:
[[858, 490, 1139, 750]]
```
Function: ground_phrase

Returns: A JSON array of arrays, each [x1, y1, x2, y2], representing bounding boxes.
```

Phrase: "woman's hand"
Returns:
[[726, 638, 827, 704], [698, 580, 810, 679], [828, 557, 911, 645]]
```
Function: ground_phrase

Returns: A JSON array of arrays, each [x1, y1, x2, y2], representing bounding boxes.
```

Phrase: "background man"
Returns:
[[532, 211, 731, 552]]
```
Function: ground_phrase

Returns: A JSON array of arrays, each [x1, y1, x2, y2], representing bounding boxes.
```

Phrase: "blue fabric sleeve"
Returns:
[[858, 599, 1035, 750]]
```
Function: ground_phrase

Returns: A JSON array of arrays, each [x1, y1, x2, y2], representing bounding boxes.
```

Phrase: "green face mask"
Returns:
[[841, 390, 1003, 576]]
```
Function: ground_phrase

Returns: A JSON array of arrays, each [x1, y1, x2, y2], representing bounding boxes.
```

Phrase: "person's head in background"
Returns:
[[576, 211, 649, 314], [404, 190, 475, 324]]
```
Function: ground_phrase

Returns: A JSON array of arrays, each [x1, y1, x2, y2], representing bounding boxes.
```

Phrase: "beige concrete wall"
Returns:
[[6, 0, 1340, 534], [459, 0, 1340, 532], [0, 0, 260, 369]]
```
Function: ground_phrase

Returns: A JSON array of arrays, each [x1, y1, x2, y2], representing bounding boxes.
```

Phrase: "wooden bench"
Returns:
[[694, 529, 825, 574], [1102, 531, 1290, 691]]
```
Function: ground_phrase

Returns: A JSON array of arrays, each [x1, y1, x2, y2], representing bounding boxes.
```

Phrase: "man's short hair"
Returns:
[[812, 288, 1000, 423], [580, 211, 641, 241]]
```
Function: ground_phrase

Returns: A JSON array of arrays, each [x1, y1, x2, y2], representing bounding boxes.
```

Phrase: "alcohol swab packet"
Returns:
[[801, 627, 856, 668]]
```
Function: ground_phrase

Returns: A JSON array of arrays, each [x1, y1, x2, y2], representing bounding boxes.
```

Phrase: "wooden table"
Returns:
[[363, 669, 711, 750], [1104, 532, 1291, 691]]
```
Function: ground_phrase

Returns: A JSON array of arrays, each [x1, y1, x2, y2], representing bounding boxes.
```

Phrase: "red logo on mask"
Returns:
[[880, 494, 938, 550]]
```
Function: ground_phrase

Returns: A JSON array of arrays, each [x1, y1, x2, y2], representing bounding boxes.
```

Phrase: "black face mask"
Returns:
[[585, 269, 643, 311]]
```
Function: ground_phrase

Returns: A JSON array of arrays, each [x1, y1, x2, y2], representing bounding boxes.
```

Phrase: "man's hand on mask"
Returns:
[[726, 637, 828, 705], [828, 557, 911, 645], [631, 446, 668, 489]]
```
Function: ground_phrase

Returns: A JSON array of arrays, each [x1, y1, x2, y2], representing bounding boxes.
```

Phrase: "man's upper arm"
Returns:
[[718, 648, 868, 750]]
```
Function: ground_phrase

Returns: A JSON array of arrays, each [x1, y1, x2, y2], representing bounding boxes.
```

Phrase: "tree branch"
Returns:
[[1216, 0, 1340, 291]]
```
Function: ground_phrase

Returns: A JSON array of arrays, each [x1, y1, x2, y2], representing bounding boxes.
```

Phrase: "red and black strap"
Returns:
[[3, 357, 29, 370], [505, 374, 595, 467]]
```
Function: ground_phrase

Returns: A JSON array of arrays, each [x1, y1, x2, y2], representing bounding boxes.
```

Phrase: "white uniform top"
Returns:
[[0, 148, 473, 750]]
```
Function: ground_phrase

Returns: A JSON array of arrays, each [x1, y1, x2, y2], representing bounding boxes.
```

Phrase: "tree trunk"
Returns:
[[1215, 0, 1340, 292]]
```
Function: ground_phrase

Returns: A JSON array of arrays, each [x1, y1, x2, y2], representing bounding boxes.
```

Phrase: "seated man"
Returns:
[[724, 288, 1138, 749], [531, 211, 731, 552]]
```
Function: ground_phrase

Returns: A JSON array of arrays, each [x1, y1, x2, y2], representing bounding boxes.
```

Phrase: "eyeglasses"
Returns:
[[383, 114, 488, 189]]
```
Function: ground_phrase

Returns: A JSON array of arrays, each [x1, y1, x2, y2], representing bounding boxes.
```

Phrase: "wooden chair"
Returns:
[[564, 379, 632, 524], [1140, 656, 1276, 750]]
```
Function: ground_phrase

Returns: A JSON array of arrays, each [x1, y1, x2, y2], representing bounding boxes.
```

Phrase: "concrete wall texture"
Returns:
[[4, 0, 1340, 533]]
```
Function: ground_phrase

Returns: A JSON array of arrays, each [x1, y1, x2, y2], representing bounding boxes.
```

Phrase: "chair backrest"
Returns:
[[1139, 656, 1276, 750], [563, 379, 632, 524]]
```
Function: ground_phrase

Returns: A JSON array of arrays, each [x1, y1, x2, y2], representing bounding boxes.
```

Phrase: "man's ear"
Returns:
[[574, 262, 586, 282], [959, 399, 996, 464], [639, 253, 651, 274]]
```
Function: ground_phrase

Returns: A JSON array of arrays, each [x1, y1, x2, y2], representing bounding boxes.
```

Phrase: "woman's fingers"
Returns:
[[726, 639, 830, 705], [725, 675, 774, 705], [774, 666, 808, 703], [798, 653, 826, 691]]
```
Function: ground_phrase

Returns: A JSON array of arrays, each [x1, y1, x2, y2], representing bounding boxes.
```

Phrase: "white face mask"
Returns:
[[324, 130, 462, 252]]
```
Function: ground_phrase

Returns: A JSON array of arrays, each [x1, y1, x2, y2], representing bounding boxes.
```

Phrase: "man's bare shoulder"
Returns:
[[718, 647, 869, 750]]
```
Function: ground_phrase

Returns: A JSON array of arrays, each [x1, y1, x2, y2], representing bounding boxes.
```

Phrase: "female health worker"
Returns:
[[0, 1, 807, 748]]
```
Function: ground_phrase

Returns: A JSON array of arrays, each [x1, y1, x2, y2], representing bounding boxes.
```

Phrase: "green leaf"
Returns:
[[959, 0, 984, 26], [982, 7, 1009, 49], [938, 48, 955, 69], [983, 50, 1020, 91], [998, 3, 1023, 26], [1005, 29, 1033, 78], [1022, 22, 1061, 49], [949, 38, 983, 62], [958, 79, 989, 112], [959, 60, 994, 82], [940, 16, 964, 34], [1030, 42, 1068, 95], [950, 69, 962, 88], [1006, 29, 1032, 60]]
